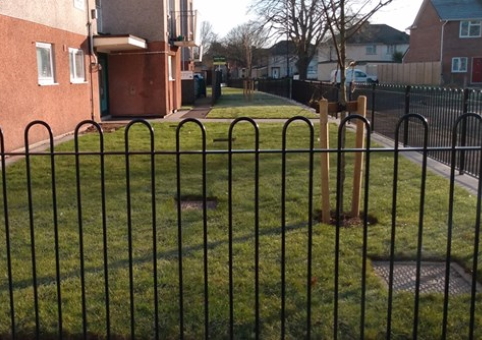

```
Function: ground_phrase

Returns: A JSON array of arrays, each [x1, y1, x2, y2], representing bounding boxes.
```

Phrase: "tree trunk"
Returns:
[[296, 57, 310, 80]]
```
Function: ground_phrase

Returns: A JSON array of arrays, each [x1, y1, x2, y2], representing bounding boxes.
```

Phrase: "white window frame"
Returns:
[[73, 0, 85, 10], [452, 57, 468, 73], [36, 42, 56, 85], [69, 48, 86, 83], [460, 21, 481, 38]]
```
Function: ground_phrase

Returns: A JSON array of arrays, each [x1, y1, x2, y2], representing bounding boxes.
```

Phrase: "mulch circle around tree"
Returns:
[[314, 209, 378, 227]]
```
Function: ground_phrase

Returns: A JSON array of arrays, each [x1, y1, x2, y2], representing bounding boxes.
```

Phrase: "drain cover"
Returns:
[[372, 261, 480, 295], [176, 196, 218, 211]]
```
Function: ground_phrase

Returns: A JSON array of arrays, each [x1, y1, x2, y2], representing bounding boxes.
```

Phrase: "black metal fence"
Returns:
[[245, 79, 482, 178], [211, 71, 223, 105], [0, 117, 481, 339]]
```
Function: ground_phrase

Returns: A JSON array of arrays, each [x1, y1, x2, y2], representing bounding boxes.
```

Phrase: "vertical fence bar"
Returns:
[[411, 114, 429, 340], [386, 115, 402, 339], [124, 124, 136, 339], [147, 124, 159, 340], [25, 125, 40, 339], [334, 119, 348, 340], [442, 113, 468, 338], [98, 127, 111, 339], [75, 121, 108, 339], [1, 128, 16, 340], [175, 124, 185, 340], [468, 114, 482, 340], [73, 125, 89, 340], [459, 89, 470, 175], [253, 127, 260, 340], [228, 123, 234, 339], [355, 114, 371, 340], [200, 124, 209, 340], [228, 118, 260, 339], [280, 121, 288, 340], [50, 126, 62, 340], [371, 83, 376, 133]]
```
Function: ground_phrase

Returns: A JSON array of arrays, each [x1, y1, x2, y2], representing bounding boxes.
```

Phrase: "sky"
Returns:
[[194, 0, 424, 37]]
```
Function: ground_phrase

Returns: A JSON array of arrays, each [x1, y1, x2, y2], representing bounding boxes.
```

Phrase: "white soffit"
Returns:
[[94, 35, 147, 53]]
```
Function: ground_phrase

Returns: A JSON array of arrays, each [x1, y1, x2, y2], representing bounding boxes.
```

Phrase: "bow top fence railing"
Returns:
[[0, 115, 481, 339]]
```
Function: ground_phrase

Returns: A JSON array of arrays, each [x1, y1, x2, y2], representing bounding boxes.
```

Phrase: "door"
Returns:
[[472, 57, 482, 83], [98, 54, 109, 116]]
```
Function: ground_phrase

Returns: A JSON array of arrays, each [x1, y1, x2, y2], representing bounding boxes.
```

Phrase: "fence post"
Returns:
[[289, 78, 292, 100], [459, 88, 470, 175], [403, 85, 411, 147], [371, 83, 376, 133]]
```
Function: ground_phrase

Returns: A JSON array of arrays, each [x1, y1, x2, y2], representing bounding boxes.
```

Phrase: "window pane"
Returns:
[[37, 46, 52, 79], [452, 58, 459, 71], [460, 22, 469, 36], [69, 48, 85, 82], [469, 23, 481, 36], [75, 51, 85, 79]]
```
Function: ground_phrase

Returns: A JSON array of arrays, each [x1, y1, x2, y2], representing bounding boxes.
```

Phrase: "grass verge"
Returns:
[[207, 87, 318, 119]]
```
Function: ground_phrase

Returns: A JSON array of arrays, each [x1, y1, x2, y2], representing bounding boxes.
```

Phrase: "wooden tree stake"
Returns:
[[319, 99, 331, 224], [351, 95, 367, 218]]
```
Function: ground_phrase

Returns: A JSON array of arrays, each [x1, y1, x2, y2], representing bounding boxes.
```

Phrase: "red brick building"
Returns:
[[0, 0, 198, 151], [404, 0, 482, 87]]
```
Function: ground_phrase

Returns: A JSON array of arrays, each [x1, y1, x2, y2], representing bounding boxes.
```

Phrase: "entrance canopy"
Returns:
[[94, 34, 147, 53]]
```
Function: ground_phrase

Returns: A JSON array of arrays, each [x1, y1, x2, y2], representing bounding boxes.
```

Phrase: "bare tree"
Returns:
[[199, 21, 219, 55], [223, 22, 269, 78], [322, 0, 394, 105], [251, 0, 329, 80], [322, 0, 394, 217]]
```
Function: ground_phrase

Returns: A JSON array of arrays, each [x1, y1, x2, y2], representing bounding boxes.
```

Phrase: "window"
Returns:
[[73, 0, 85, 10], [366, 45, 377, 55], [460, 21, 481, 38], [452, 57, 468, 72], [69, 48, 85, 83], [386, 45, 396, 55], [36, 42, 56, 85], [96, 0, 103, 33]]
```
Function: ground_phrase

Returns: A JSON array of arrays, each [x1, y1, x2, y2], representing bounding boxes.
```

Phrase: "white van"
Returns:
[[330, 68, 378, 84]]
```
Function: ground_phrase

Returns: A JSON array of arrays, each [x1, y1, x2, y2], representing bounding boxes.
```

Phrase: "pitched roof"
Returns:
[[270, 40, 296, 55], [431, 0, 482, 20], [346, 24, 409, 45]]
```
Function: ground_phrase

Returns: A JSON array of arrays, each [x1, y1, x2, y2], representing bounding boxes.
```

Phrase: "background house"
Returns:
[[318, 23, 409, 81], [404, 0, 482, 87], [268, 40, 318, 79], [0, 0, 100, 151]]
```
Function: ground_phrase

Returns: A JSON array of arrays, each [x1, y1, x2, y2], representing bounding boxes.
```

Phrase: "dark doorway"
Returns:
[[98, 54, 109, 117]]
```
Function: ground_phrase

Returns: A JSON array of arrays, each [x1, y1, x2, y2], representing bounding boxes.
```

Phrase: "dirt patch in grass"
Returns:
[[314, 209, 379, 227], [84, 123, 127, 134], [176, 195, 218, 211]]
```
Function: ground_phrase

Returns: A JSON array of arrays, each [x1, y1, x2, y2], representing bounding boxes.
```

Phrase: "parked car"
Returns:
[[330, 68, 378, 84]]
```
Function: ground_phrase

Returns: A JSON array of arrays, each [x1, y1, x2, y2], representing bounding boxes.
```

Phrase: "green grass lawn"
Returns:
[[0, 121, 481, 339], [207, 87, 318, 119]]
